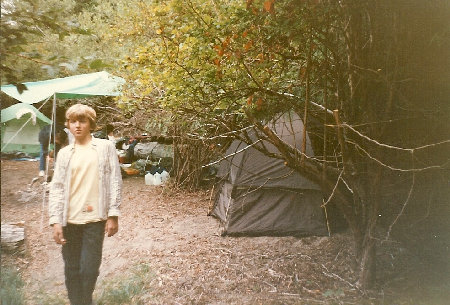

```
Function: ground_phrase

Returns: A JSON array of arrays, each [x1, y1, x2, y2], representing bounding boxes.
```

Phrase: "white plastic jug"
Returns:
[[153, 172, 162, 186], [161, 170, 170, 183], [145, 173, 154, 185]]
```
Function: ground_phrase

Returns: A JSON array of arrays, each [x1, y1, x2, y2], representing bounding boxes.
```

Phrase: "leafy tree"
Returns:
[[117, 0, 449, 289], [1, 0, 133, 131], [1, 0, 80, 84], [0, 0, 126, 86]]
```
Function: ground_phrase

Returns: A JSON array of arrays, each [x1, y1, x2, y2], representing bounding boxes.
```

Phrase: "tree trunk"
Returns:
[[358, 233, 376, 289], [353, 171, 382, 289]]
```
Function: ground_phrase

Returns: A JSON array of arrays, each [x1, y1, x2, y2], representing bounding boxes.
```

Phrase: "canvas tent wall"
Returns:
[[209, 112, 328, 236], [1, 103, 52, 155]]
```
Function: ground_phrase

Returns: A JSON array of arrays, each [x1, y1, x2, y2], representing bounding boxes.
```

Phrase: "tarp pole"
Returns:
[[40, 93, 56, 231], [43, 97, 55, 180]]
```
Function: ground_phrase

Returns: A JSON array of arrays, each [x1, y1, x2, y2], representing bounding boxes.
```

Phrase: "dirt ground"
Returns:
[[1, 159, 448, 305]]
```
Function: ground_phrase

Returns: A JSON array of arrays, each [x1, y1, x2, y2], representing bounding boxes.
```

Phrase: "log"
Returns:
[[1, 222, 25, 254]]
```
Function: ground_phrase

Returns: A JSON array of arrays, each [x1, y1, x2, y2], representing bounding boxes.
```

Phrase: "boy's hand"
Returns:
[[52, 223, 66, 245], [105, 217, 119, 237]]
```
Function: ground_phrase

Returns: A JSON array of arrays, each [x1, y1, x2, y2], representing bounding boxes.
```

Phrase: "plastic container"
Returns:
[[161, 170, 170, 183], [145, 173, 154, 185], [153, 172, 162, 186]]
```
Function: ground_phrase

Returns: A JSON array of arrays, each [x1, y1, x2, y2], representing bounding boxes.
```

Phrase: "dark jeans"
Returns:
[[39, 144, 48, 171], [62, 221, 106, 305]]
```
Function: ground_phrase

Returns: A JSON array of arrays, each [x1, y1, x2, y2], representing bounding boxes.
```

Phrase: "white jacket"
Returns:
[[49, 137, 122, 226]]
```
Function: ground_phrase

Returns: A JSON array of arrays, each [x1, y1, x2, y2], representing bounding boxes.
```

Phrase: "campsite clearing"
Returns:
[[1, 159, 447, 304]]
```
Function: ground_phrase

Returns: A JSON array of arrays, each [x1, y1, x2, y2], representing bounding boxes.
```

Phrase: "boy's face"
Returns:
[[68, 116, 91, 141]]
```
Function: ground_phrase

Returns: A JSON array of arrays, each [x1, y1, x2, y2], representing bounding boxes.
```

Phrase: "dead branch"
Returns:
[[343, 123, 450, 152], [187, 125, 255, 141], [3, 51, 51, 65], [202, 139, 262, 168], [348, 140, 448, 172], [322, 169, 344, 207], [384, 170, 416, 241], [321, 264, 359, 290]]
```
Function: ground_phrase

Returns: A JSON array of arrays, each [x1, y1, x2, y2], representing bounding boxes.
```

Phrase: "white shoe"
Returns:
[[39, 170, 45, 177]]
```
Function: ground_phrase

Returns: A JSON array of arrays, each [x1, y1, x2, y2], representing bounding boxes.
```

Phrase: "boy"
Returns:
[[49, 104, 122, 305]]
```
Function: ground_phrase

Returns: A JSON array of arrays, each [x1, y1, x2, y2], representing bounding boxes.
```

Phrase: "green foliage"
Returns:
[[89, 58, 109, 69], [116, 0, 448, 172], [116, 0, 343, 135], [1, 0, 128, 84], [1, 0, 78, 83], [0, 267, 25, 305], [114, 0, 449, 287]]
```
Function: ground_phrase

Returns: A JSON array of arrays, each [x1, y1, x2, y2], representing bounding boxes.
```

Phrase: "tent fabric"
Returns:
[[1, 103, 52, 155], [210, 112, 328, 237], [216, 112, 320, 190], [1, 103, 52, 125], [1, 71, 125, 104], [219, 185, 327, 236]]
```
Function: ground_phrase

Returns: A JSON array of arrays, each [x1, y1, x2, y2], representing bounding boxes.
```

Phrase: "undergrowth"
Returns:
[[31, 286, 67, 305], [95, 263, 157, 305], [1, 266, 25, 305]]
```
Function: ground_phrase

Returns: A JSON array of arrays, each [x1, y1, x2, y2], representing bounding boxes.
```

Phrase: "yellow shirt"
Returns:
[[67, 143, 101, 224]]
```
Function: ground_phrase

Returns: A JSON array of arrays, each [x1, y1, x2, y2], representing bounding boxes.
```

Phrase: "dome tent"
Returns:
[[209, 112, 328, 236]]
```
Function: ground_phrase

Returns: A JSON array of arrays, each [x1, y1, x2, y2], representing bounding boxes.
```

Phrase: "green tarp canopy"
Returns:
[[1, 71, 125, 155], [1, 71, 125, 104]]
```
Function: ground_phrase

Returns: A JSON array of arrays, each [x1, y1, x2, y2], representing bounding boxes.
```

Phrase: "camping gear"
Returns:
[[145, 170, 169, 186], [145, 172, 164, 186], [134, 141, 173, 171], [122, 167, 140, 176], [117, 150, 127, 163], [1, 71, 125, 157], [153, 172, 162, 185], [161, 170, 170, 183], [1, 103, 52, 156], [145, 172, 155, 185], [209, 112, 328, 237], [134, 141, 173, 159]]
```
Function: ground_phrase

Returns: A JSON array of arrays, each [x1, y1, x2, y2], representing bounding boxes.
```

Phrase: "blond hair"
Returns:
[[65, 104, 97, 130]]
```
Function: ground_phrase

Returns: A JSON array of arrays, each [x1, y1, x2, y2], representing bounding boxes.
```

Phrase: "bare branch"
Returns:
[[344, 123, 450, 152], [187, 125, 255, 141], [3, 51, 51, 65], [384, 171, 416, 241], [242, 61, 264, 90], [202, 139, 263, 168], [322, 169, 344, 207], [348, 140, 448, 172]]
